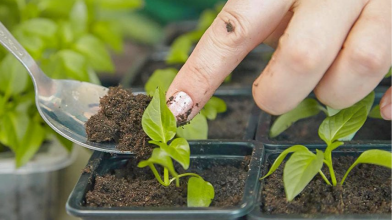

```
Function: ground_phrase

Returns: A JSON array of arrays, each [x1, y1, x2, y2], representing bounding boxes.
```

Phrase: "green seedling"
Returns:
[[138, 87, 214, 207], [270, 67, 391, 138], [261, 92, 392, 201], [145, 68, 227, 140]]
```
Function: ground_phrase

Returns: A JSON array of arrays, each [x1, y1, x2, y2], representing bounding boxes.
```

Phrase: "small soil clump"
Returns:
[[85, 86, 152, 159], [262, 156, 391, 214], [86, 157, 250, 207]]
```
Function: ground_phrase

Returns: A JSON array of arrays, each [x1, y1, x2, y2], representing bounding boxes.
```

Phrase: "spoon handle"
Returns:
[[0, 22, 50, 87]]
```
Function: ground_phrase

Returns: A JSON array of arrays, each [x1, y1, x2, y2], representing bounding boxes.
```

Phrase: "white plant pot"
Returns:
[[0, 139, 76, 220]]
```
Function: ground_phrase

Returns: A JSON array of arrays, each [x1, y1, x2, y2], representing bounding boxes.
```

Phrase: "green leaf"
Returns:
[[14, 18, 58, 47], [137, 148, 177, 176], [58, 21, 75, 47], [327, 106, 340, 117], [187, 177, 214, 207], [97, 0, 143, 10], [145, 68, 177, 96], [269, 98, 323, 138], [368, 105, 383, 119], [13, 32, 44, 59], [37, 0, 76, 18], [176, 114, 208, 140], [150, 138, 190, 170], [42, 50, 89, 81], [166, 35, 193, 64], [0, 54, 29, 96], [284, 149, 324, 201], [142, 87, 176, 143], [73, 34, 114, 72], [16, 121, 45, 168], [319, 105, 368, 145], [197, 9, 216, 31], [92, 21, 123, 52], [117, 13, 163, 45], [201, 96, 227, 120], [69, 0, 87, 35], [260, 145, 310, 180], [341, 150, 392, 185]]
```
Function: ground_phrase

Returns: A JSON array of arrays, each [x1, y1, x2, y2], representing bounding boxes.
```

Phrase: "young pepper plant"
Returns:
[[145, 68, 226, 139], [261, 92, 392, 201], [138, 87, 214, 207]]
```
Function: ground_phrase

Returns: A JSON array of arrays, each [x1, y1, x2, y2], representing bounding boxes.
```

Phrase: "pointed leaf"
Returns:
[[0, 54, 29, 96], [270, 98, 323, 138], [319, 106, 367, 145], [341, 150, 392, 185], [187, 177, 214, 207], [92, 21, 123, 52], [201, 96, 227, 120], [368, 105, 383, 119], [137, 148, 177, 176], [166, 35, 192, 64], [16, 122, 45, 168], [73, 34, 114, 72], [260, 145, 310, 180], [284, 149, 324, 201], [167, 138, 190, 169], [142, 87, 176, 143], [145, 68, 177, 95], [176, 114, 208, 140]]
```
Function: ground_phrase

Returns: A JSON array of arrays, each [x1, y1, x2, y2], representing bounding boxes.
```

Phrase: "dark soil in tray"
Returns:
[[129, 52, 268, 88], [208, 96, 254, 139], [271, 112, 391, 141], [85, 87, 153, 159], [261, 156, 391, 214], [85, 156, 250, 207]]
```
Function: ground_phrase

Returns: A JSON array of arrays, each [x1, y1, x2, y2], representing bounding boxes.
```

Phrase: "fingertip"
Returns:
[[380, 87, 392, 120]]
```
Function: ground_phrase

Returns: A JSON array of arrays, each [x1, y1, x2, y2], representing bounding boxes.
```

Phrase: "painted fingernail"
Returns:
[[167, 91, 193, 124]]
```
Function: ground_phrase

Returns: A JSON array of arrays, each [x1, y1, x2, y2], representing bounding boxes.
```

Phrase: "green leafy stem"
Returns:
[[261, 92, 392, 201], [139, 87, 214, 207]]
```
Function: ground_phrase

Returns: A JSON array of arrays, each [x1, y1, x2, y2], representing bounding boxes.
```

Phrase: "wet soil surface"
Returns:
[[86, 156, 250, 207], [271, 113, 391, 141], [208, 96, 255, 139], [261, 156, 391, 214], [85, 87, 153, 159]]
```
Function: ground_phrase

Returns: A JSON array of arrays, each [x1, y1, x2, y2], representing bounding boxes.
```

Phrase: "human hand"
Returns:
[[166, 0, 391, 122]]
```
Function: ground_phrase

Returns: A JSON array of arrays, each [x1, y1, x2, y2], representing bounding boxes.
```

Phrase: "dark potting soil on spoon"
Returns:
[[261, 156, 391, 214], [85, 86, 153, 159], [86, 156, 251, 207]]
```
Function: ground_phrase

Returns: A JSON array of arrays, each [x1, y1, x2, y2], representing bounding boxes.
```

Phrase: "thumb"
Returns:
[[166, 0, 291, 124]]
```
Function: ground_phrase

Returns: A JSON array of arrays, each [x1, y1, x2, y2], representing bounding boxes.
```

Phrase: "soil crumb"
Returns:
[[86, 157, 250, 207], [261, 156, 391, 214], [85, 86, 152, 159], [226, 21, 234, 32]]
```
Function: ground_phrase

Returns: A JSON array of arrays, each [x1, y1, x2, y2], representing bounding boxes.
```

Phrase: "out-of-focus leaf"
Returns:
[[0, 54, 29, 96], [73, 34, 114, 72], [145, 68, 177, 95], [92, 21, 123, 52], [176, 114, 208, 140], [69, 0, 87, 35], [16, 121, 45, 168], [97, 0, 143, 10]]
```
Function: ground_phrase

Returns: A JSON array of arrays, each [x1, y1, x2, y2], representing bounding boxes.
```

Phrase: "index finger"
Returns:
[[166, 0, 292, 122]]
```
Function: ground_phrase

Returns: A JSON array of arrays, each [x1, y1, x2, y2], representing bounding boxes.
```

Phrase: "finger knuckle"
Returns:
[[348, 45, 388, 74], [282, 36, 326, 74], [214, 8, 251, 49], [187, 63, 212, 90]]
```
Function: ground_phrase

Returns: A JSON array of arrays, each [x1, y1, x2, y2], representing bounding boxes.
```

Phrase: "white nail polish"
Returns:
[[167, 91, 193, 122]]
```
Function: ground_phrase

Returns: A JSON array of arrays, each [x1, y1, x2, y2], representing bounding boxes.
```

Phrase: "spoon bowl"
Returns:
[[0, 22, 130, 154]]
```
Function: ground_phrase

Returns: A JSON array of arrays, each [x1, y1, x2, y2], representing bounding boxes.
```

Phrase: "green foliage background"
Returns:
[[0, 0, 158, 167]]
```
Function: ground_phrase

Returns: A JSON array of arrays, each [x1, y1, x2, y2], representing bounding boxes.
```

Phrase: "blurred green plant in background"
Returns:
[[0, 0, 163, 167]]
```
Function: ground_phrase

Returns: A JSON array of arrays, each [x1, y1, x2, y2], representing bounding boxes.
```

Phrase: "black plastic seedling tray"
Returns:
[[66, 141, 264, 220], [247, 144, 391, 220]]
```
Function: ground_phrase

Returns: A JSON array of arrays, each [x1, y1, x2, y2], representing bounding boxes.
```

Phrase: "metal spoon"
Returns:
[[0, 22, 131, 154]]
